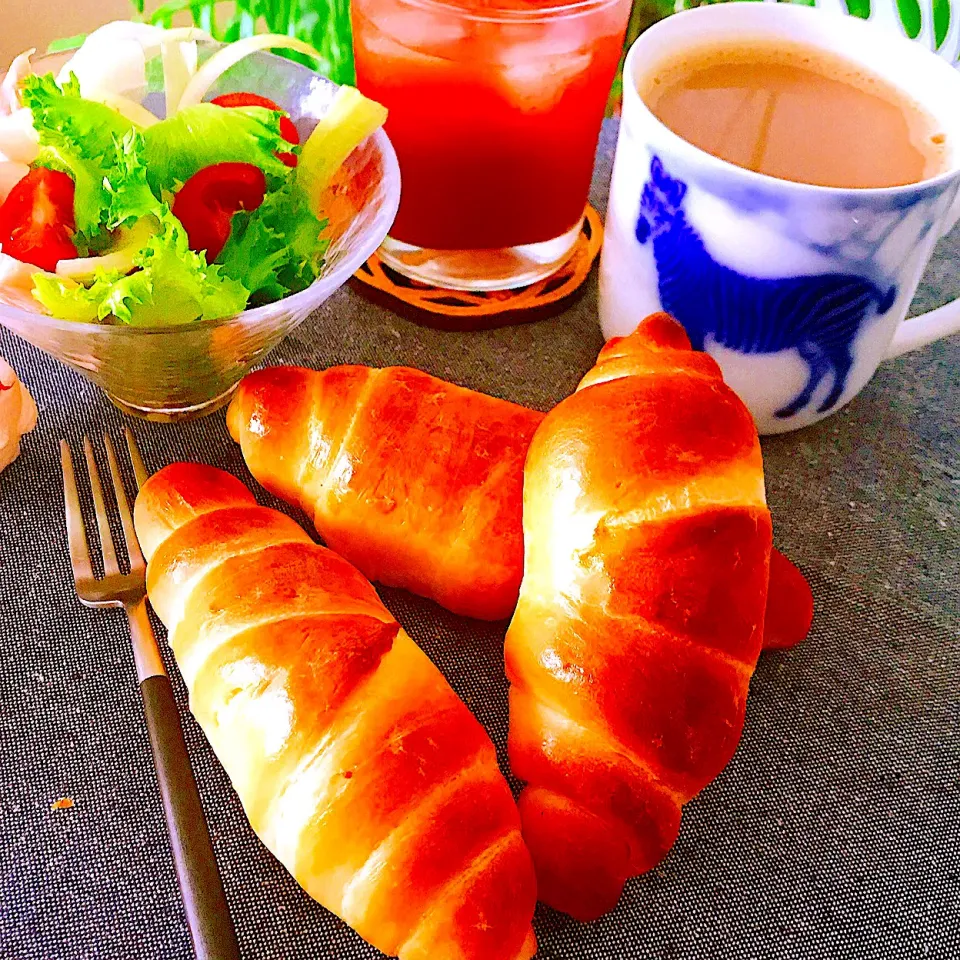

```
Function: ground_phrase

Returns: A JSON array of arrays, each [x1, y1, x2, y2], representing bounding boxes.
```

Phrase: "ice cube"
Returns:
[[359, 7, 467, 62], [495, 18, 595, 110], [499, 48, 593, 112]]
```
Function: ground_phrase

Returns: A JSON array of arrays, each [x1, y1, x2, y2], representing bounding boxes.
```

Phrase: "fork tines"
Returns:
[[60, 429, 149, 608]]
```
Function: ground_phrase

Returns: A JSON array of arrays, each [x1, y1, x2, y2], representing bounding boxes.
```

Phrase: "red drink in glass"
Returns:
[[352, 0, 631, 290]]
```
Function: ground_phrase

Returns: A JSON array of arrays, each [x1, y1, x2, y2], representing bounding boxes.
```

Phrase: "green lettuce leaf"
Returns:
[[31, 269, 125, 323], [32, 208, 249, 325], [216, 178, 328, 306], [19, 73, 131, 150], [140, 104, 289, 193], [21, 73, 137, 237], [104, 130, 164, 228]]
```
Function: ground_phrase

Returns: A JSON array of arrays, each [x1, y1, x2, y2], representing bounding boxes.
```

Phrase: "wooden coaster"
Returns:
[[351, 206, 604, 331]]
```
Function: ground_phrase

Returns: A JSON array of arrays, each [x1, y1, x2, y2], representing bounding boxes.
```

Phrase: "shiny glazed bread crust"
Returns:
[[134, 463, 537, 960], [505, 313, 772, 921], [225, 365, 544, 621]]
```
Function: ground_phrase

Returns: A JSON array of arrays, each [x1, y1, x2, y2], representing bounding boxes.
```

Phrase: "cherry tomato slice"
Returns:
[[0, 167, 77, 271], [172, 162, 266, 261], [211, 92, 299, 166]]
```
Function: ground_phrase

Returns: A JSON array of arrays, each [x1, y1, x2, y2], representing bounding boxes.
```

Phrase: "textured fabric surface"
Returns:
[[1, 123, 958, 960]]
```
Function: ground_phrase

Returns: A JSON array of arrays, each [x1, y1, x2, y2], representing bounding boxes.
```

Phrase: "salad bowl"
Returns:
[[0, 45, 400, 421]]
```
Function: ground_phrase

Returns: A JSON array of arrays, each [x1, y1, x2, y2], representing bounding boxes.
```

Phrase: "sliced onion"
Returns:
[[58, 24, 158, 99], [179, 35, 323, 108], [0, 109, 38, 165], [56, 250, 134, 280], [91, 93, 160, 128], [61, 22, 210, 67], [58, 22, 211, 102], [162, 39, 198, 117], [0, 49, 35, 116], [138, 27, 211, 55], [56, 218, 156, 280], [0, 161, 29, 202]]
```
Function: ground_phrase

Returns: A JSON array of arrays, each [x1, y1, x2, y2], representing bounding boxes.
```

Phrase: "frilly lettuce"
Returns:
[[104, 130, 164, 228], [214, 85, 390, 303], [20, 73, 137, 237], [141, 103, 290, 192], [216, 179, 328, 305], [29, 269, 120, 323], [32, 208, 249, 325]]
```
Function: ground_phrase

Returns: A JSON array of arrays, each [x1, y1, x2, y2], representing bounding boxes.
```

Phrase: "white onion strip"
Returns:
[[162, 39, 198, 117], [178, 35, 323, 108], [139, 27, 211, 54], [56, 248, 136, 280], [56, 219, 156, 280], [0, 49, 35, 115], [92, 93, 160, 128], [57, 24, 211, 101]]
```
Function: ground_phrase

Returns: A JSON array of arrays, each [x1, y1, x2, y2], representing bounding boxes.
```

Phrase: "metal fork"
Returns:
[[60, 429, 240, 960]]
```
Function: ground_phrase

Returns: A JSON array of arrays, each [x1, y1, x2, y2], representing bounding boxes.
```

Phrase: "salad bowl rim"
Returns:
[[0, 46, 402, 337]]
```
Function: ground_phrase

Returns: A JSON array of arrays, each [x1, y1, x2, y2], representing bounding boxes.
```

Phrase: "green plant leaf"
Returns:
[[933, 0, 950, 48], [105, 130, 165, 228], [46, 34, 87, 54], [896, 0, 923, 38], [843, 0, 871, 18], [147, 0, 195, 22], [137, 0, 357, 84]]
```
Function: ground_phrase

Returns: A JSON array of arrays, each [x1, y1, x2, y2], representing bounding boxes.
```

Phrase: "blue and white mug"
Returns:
[[599, 3, 960, 434]]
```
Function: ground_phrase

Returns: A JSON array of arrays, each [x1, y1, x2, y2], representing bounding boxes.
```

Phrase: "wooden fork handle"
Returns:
[[141, 673, 241, 960]]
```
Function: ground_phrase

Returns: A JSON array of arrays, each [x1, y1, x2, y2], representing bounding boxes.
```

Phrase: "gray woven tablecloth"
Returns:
[[1, 122, 957, 960]]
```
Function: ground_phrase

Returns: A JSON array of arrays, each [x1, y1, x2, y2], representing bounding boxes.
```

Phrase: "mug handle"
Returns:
[[885, 298, 960, 358], [885, 190, 960, 359]]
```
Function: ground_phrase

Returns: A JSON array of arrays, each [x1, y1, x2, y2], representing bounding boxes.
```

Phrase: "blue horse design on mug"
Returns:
[[635, 157, 897, 418]]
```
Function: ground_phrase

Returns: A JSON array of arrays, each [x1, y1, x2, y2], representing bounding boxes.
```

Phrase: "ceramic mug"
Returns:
[[599, 3, 960, 434]]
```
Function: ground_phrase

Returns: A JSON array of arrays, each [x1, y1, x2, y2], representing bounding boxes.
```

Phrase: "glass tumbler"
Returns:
[[352, 0, 633, 290]]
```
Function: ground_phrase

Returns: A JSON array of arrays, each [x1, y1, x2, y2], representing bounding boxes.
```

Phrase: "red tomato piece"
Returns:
[[172, 162, 266, 261], [211, 92, 299, 166], [762, 547, 814, 650], [0, 167, 77, 271]]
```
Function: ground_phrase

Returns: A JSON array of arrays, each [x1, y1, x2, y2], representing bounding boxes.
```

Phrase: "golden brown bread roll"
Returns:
[[505, 314, 773, 921], [225, 363, 808, 647], [134, 462, 537, 960], [225, 364, 543, 621]]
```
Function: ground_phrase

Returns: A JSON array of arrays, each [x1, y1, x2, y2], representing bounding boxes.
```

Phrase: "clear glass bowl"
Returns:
[[0, 47, 400, 420]]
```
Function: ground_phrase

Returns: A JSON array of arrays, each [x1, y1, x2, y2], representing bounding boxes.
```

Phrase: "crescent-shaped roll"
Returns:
[[134, 462, 537, 960], [226, 365, 543, 621], [505, 313, 773, 921]]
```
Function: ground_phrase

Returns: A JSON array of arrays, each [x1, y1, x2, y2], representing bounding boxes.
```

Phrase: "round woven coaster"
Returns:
[[351, 205, 604, 331]]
